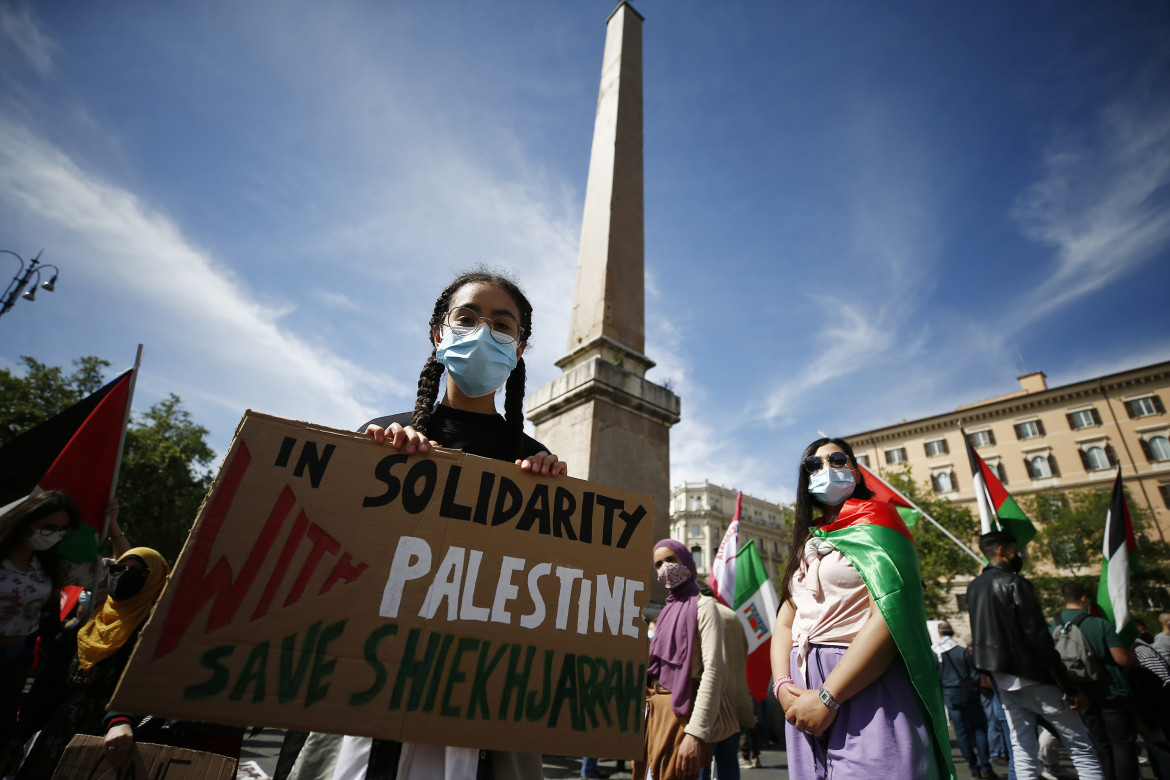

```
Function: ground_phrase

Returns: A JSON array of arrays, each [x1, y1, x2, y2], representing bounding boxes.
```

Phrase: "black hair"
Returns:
[[779, 437, 874, 604], [412, 268, 534, 460], [0, 490, 82, 589], [1061, 581, 1087, 602], [938, 622, 954, 636], [978, 530, 1017, 559]]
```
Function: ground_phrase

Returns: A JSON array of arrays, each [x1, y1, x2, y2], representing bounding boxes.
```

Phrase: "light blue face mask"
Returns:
[[435, 325, 519, 398], [808, 467, 856, 506]]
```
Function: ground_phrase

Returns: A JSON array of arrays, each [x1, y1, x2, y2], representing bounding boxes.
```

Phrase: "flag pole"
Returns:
[[100, 344, 141, 545], [869, 469, 983, 565]]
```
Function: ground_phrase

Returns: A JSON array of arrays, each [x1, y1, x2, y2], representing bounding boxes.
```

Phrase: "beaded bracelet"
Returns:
[[772, 676, 794, 700]]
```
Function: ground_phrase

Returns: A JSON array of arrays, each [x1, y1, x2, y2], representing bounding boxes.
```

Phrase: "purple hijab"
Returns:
[[647, 539, 701, 715]]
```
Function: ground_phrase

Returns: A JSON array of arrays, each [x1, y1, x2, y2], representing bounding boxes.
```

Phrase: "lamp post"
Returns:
[[1, 250, 61, 320]]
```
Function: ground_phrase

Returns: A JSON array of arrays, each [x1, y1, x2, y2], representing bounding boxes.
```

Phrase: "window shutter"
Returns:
[[1154, 396, 1166, 414], [1014, 423, 1026, 440], [1079, 449, 1090, 470], [1066, 412, 1077, 429], [987, 429, 996, 445], [941, 439, 949, 454], [1124, 400, 1138, 419], [1091, 408, 1103, 425], [1049, 455, 1060, 477], [997, 463, 1008, 483], [1105, 445, 1117, 466], [1140, 438, 1153, 461], [923, 442, 932, 458], [931, 474, 939, 492], [950, 470, 958, 490], [1036, 420, 1045, 436], [1024, 458, 1034, 478]]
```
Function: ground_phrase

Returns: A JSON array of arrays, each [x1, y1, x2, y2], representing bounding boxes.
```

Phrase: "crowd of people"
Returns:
[[3, 271, 1169, 780]]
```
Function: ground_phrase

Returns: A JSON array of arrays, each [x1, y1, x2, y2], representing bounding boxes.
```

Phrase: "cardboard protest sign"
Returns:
[[50, 735, 236, 780], [111, 412, 653, 758]]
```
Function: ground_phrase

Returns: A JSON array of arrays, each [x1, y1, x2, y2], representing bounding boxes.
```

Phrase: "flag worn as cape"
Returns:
[[732, 539, 779, 702], [859, 464, 924, 527], [0, 369, 135, 562], [963, 430, 1035, 548], [1098, 468, 1138, 644], [815, 499, 957, 780], [708, 492, 742, 606]]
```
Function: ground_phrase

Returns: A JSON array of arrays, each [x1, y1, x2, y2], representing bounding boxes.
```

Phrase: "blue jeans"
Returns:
[[944, 689, 991, 773], [698, 731, 741, 780], [999, 684, 1103, 780], [580, 757, 598, 778]]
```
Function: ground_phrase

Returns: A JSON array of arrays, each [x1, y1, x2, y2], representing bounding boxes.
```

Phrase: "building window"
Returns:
[[690, 524, 701, 537], [1013, 420, 1044, 440], [996, 462, 1008, 483], [932, 471, 956, 493], [773, 541, 780, 554], [1160, 483, 1170, 508], [856, 454, 869, 468], [1067, 408, 1102, 429], [885, 447, 907, 465], [1125, 396, 1165, 418], [925, 439, 948, 457], [969, 429, 995, 447], [1027, 454, 1053, 479], [691, 546, 703, 568], [1143, 435, 1170, 462], [1085, 446, 1110, 471]]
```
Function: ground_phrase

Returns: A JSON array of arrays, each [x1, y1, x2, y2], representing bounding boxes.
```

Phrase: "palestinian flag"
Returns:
[[1097, 468, 1138, 644], [859, 464, 924, 527], [731, 540, 779, 703], [0, 368, 136, 562], [963, 429, 1035, 547], [707, 492, 741, 606], [815, 499, 957, 780]]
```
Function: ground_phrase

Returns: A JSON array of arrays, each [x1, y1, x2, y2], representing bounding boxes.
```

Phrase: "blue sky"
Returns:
[[2, 1, 1168, 506]]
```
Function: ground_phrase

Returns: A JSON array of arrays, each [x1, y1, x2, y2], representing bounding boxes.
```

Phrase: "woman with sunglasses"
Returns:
[[16, 547, 170, 780], [770, 438, 954, 779], [281, 269, 566, 780]]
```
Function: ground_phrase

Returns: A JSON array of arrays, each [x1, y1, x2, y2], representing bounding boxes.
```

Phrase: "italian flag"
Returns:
[[816, 500, 957, 779], [1097, 468, 1137, 643], [732, 540, 779, 703], [859, 464, 924, 527], [963, 429, 1035, 547], [0, 362, 137, 562]]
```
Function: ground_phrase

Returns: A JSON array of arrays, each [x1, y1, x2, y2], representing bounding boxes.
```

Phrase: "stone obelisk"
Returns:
[[527, 1, 680, 554]]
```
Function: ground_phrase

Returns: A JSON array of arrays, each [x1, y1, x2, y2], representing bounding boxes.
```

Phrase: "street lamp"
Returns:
[[1, 250, 61, 319]]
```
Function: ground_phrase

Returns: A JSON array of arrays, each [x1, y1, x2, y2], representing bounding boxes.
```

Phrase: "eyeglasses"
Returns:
[[443, 307, 523, 346], [108, 562, 148, 575], [803, 451, 850, 474]]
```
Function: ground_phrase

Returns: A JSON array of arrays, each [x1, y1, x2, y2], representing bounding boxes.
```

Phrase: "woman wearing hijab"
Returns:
[[17, 548, 170, 780], [635, 540, 728, 780]]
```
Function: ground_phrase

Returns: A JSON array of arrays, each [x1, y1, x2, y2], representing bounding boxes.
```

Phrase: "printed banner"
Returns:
[[50, 735, 236, 780], [111, 412, 653, 758]]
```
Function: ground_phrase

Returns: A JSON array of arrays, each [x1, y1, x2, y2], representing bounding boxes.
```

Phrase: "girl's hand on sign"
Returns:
[[103, 722, 134, 768], [364, 423, 437, 455], [518, 451, 567, 477]]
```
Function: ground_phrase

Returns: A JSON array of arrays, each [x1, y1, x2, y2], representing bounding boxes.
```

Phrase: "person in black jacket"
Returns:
[[965, 531, 1103, 780]]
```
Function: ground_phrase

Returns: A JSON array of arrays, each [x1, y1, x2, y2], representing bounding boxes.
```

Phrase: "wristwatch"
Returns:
[[818, 685, 840, 710]]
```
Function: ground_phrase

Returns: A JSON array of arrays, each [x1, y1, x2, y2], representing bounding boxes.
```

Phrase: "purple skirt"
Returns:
[[786, 646, 939, 779]]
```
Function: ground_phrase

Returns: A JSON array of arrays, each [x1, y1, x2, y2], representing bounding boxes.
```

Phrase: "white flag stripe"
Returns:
[[972, 471, 996, 535], [1103, 507, 1131, 634]]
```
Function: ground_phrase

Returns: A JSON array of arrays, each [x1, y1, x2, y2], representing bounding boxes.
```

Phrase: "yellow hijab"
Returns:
[[77, 547, 170, 671]]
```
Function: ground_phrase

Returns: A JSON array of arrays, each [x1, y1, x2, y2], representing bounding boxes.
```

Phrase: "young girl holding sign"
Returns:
[[283, 270, 566, 780]]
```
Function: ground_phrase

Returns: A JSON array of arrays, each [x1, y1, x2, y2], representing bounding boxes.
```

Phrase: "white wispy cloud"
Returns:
[[1011, 97, 1170, 325], [0, 4, 56, 78]]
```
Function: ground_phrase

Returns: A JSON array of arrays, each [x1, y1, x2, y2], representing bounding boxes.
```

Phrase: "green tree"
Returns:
[[0, 356, 213, 563], [0, 356, 111, 445], [883, 466, 983, 616]]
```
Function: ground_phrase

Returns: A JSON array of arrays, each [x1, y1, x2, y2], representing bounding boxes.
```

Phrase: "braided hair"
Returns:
[[779, 437, 874, 605], [412, 269, 534, 460]]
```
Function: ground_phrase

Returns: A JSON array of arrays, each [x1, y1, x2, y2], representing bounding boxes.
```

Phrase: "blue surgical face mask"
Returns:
[[435, 326, 519, 398], [808, 467, 856, 506]]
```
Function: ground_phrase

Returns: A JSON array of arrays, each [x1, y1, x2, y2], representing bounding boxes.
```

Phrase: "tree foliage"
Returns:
[[883, 466, 983, 617], [0, 356, 213, 562]]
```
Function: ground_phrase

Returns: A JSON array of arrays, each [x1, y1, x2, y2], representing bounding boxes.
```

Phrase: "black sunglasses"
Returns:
[[803, 451, 850, 474]]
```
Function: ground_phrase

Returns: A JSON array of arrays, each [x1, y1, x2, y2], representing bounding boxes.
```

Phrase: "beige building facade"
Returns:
[[668, 482, 792, 585], [843, 361, 1170, 543]]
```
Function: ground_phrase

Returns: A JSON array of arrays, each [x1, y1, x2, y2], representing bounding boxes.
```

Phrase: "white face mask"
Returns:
[[25, 528, 66, 551], [808, 467, 857, 506]]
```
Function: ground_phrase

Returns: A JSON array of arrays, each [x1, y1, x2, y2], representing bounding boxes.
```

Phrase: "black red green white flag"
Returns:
[[1097, 467, 1137, 642], [963, 429, 1035, 548]]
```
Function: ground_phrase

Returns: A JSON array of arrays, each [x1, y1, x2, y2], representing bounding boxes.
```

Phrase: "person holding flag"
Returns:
[[770, 437, 954, 779]]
